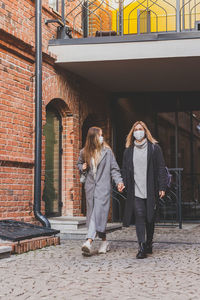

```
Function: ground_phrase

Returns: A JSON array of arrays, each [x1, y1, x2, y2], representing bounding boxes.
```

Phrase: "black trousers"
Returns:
[[134, 197, 155, 243]]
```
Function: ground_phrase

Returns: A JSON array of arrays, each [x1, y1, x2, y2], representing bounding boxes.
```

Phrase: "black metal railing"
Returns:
[[48, 0, 200, 38], [181, 173, 200, 220], [157, 168, 183, 228], [112, 168, 183, 228]]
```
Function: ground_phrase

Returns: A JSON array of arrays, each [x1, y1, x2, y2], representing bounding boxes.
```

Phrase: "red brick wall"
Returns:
[[0, 0, 81, 54], [0, 163, 34, 222], [0, 0, 112, 221], [0, 33, 35, 222], [0, 49, 34, 163], [88, 0, 113, 36]]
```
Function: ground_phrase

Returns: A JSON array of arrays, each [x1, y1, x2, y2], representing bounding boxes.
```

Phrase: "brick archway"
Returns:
[[41, 73, 82, 217], [42, 74, 79, 115]]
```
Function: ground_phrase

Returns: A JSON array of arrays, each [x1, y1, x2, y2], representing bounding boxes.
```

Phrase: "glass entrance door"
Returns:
[[43, 105, 62, 217]]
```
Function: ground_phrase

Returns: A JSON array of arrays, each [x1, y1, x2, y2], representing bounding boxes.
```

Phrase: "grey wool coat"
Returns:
[[77, 146, 123, 233]]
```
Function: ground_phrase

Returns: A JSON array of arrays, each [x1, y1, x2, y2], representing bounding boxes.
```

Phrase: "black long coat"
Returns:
[[122, 141, 167, 225]]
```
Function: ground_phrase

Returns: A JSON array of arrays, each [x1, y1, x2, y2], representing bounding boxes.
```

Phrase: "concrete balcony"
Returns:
[[46, 0, 200, 93], [48, 32, 200, 93]]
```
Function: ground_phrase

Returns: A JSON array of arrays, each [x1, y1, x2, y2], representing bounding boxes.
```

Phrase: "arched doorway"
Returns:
[[43, 103, 62, 217]]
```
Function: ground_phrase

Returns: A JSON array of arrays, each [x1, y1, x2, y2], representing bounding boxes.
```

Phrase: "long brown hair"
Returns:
[[126, 121, 158, 148], [83, 127, 103, 166]]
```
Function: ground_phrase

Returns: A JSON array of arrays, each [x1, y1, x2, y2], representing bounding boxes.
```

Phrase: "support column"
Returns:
[[176, 0, 181, 32], [175, 108, 182, 228], [83, 1, 88, 38], [175, 110, 179, 168], [190, 111, 195, 206], [182, 0, 185, 31], [119, 0, 124, 36]]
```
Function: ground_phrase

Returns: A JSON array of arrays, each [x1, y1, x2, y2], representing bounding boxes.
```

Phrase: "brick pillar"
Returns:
[[62, 113, 81, 216]]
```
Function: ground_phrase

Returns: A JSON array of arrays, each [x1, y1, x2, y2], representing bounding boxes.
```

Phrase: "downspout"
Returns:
[[34, 0, 51, 227]]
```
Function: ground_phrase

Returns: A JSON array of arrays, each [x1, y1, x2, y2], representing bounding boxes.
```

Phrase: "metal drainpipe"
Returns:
[[34, 0, 51, 228], [61, 0, 65, 24]]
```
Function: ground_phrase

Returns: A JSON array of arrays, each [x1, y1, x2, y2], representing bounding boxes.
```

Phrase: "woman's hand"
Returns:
[[118, 182, 125, 193], [82, 163, 87, 171], [159, 191, 165, 198]]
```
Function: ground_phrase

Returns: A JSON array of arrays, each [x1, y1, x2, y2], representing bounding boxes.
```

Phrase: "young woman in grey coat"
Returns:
[[122, 121, 167, 259], [77, 127, 124, 255]]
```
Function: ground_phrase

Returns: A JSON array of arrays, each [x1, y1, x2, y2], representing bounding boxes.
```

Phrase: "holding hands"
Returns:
[[159, 191, 165, 198], [117, 182, 125, 193], [82, 163, 87, 171], [82, 162, 125, 193]]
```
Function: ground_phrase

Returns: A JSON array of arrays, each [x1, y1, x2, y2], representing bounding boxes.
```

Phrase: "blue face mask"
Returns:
[[99, 136, 104, 144], [133, 130, 145, 141]]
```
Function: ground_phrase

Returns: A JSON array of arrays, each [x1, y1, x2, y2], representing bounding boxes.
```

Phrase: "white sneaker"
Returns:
[[81, 240, 92, 253], [98, 241, 110, 254]]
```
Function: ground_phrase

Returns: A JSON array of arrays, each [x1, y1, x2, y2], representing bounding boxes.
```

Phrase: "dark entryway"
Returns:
[[43, 103, 62, 217], [112, 92, 200, 222]]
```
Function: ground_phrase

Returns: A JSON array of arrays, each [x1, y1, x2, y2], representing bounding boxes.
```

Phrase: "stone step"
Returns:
[[0, 245, 12, 259], [58, 223, 122, 240], [49, 216, 86, 231]]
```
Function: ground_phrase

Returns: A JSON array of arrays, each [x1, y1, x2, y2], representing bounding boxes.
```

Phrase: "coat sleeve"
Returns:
[[110, 150, 123, 186], [77, 149, 85, 174], [155, 145, 167, 191], [122, 149, 128, 188]]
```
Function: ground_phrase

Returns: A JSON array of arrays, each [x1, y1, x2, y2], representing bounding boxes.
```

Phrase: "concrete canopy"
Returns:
[[49, 33, 200, 93]]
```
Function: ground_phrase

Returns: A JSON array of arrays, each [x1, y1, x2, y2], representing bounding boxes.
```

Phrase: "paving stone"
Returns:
[[0, 245, 12, 259], [0, 224, 200, 299]]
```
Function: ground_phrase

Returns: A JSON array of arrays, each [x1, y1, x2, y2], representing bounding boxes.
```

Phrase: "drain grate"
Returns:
[[0, 220, 59, 241]]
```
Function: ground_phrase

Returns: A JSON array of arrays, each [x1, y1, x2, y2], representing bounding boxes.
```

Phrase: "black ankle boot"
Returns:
[[136, 242, 147, 259], [146, 221, 155, 255], [145, 241, 153, 254]]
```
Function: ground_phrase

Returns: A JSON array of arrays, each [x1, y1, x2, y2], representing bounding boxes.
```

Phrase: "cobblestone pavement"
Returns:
[[1, 224, 200, 300]]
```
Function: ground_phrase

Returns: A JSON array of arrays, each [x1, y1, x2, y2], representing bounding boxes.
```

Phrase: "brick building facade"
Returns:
[[1, 0, 200, 224], [0, 0, 112, 222]]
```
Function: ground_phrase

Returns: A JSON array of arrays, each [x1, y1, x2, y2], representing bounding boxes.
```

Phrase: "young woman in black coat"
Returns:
[[122, 121, 167, 259]]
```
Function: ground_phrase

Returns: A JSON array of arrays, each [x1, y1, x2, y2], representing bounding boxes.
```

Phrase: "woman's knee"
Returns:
[[135, 207, 146, 219]]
